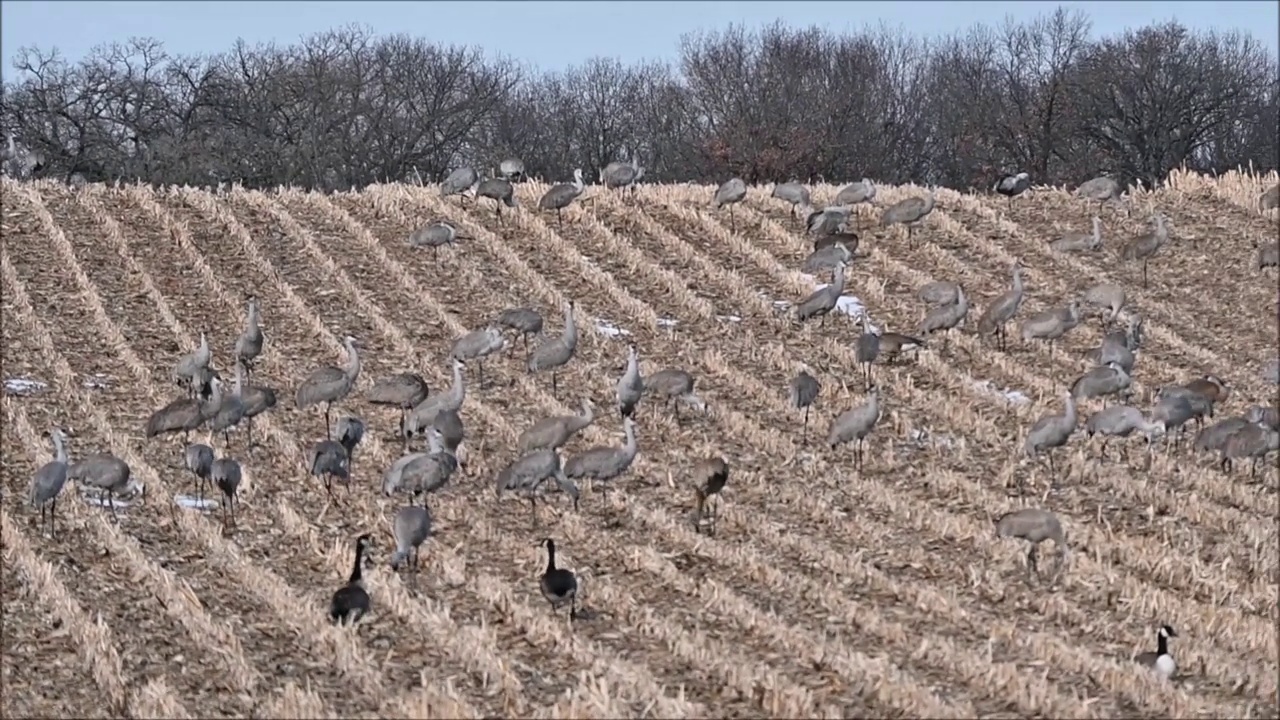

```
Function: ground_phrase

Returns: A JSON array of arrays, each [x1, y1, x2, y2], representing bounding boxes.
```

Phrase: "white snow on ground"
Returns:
[[174, 494, 220, 511], [593, 318, 632, 338], [971, 379, 1030, 405], [79, 479, 146, 509], [715, 314, 743, 323], [657, 317, 678, 329], [83, 373, 112, 390], [4, 377, 47, 395], [793, 273, 881, 332]]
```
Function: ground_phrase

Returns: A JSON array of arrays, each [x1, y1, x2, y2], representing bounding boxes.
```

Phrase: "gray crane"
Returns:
[[691, 456, 730, 534], [806, 205, 853, 238], [408, 222, 463, 263], [794, 261, 847, 325], [390, 504, 432, 574], [993, 172, 1031, 208], [918, 280, 960, 307], [615, 343, 644, 419], [1193, 415, 1251, 454], [712, 178, 748, 232], [1074, 174, 1124, 215], [813, 229, 859, 253], [1121, 214, 1170, 288], [295, 335, 361, 439], [995, 508, 1068, 584], [834, 178, 877, 209], [853, 314, 881, 388], [209, 373, 246, 448], [183, 443, 215, 505], [976, 263, 1024, 351], [518, 399, 595, 453], [172, 332, 212, 398], [336, 415, 365, 475], [498, 158, 526, 183], [494, 307, 544, 348], [1050, 216, 1102, 254], [1070, 361, 1132, 405], [1080, 283, 1126, 329], [145, 378, 223, 444], [1150, 393, 1196, 449], [29, 428, 70, 536], [495, 448, 579, 514], [563, 417, 639, 489], [827, 387, 881, 472], [789, 369, 821, 441], [68, 452, 132, 518], [310, 439, 351, 498], [432, 408, 467, 472], [1261, 184, 1279, 212], [1220, 423, 1279, 477], [1084, 314, 1142, 374], [915, 285, 968, 348], [381, 427, 458, 503], [538, 168, 585, 228], [880, 189, 937, 247], [211, 457, 241, 527], [527, 300, 578, 397], [1157, 385, 1215, 434], [643, 368, 706, 420], [1024, 392, 1077, 475], [477, 177, 518, 218], [601, 159, 644, 198], [450, 326, 507, 389], [439, 166, 479, 202], [802, 241, 852, 274], [1085, 405, 1165, 460], [1245, 404, 1279, 431], [403, 359, 466, 442], [1256, 241, 1279, 271], [367, 372, 429, 445], [236, 361, 277, 450], [234, 296, 264, 380], [1019, 300, 1082, 354], [2, 132, 44, 178], [771, 181, 810, 219]]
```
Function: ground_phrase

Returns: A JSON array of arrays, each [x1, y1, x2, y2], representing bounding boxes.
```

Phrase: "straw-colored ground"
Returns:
[[1, 168, 1277, 719]]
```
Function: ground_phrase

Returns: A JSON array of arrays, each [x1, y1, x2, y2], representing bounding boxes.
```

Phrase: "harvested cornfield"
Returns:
[[1, 167, 1276, 719]]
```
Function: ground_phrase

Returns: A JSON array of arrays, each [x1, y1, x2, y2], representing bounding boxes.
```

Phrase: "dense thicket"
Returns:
[[2, 8, 1276, 190]]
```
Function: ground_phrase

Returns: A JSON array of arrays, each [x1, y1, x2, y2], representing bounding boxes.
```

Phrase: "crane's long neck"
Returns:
[[349, 541, 365, 585], [246, 301, 260, 331], [1011, 269, 1023, 295], [1092, 218, 1101, 242], [196, 333, 210, 364], [623, 350, 640, 384], [622, 422, 638, 457], [449, 363, 465, 405], [206, 381, 223, 410], [344, 340, 361, 381], [51, 433, 67, 463], [572, 171, 584, 192], [561, 306, 577, 347], [233, 362, 244, 395], [831, 265, 846, 296], [571, 402, 595, 431], [1063, 396, 1077, 426]]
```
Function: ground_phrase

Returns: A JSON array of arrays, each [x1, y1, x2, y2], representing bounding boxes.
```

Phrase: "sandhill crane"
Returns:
[[146, 379, 222, 444], [994, 172, 1031, 208], [615, 343, 644, 419], [69, 452, 132, 518], [211, 457, 241, 527], [712, 178, 747, 232], [519, 399, 595, 453], [336, 415, 365, 473], [2, 132, 44, 178], [432, 409, 467, 472], [771, 181, 810, 219], [1071, 361, 1132, 404], [173, 332, 212, 398], [1245, 404, 1280, 431], [1074, 174, 1124, 215], [1020, 300, 1081, 354], [995, 508, 1068, 584], [1085, 405, 1164, 460], [1150, 393, 1196, 448], [813, 228, 859, 253], [643, 369, 706, 420], [880, 189, 936, 247], [391, 505, 432, 575], [853, 315, 880, 388], [563, 417, 639, 488], [209, 372, 246, 448], [498, 157, 526, 183], [295, 335, 361, 439], [805, 205, 853, 238], [834, 178, 877, 210], [1080, 283, 1126, 328], [183, 443, 215, 505], [1085, 314, 1142, 374], [450, 326, 507, 389], [329, 534, 372, 625], [382, 428, 459, 503], [827, 387, 881, 472], [527, 300, 578, 397], [476, 177, 517, 218], [1024, 392, 1077, 475], [235, 361, 277, 450], [494, 307, 543, 348], [403, 360, 466, 442], [234, 296, 264, 380], [1256, 241, 1279, 270], [1121, 214, 1169, 288], [977, 264, 1024, 351], [1051, 216, 1102, 254], [692, 456, 729, 535], [309, 439, 350, 498], [367, 372, 429, 444], [918, 280, 960, 307], [795, 261, 847, 325], [1260, 184, 1279, 212], [1159, 385, 1215, 433], [495, 448, 579, 514], [29, 428, 70, 536], [915, 285, 968, 348], [1183, 374, 1229, 418], [789, 370, 821, 440], [408, 222, 463, 263], [1193, 415, 1250, 455], [802, 241, 852, 274], [601, 159, 644, 198], [440, 167, 479, 202], [538, 168, 585, 227], [537, 538, 579, 620]]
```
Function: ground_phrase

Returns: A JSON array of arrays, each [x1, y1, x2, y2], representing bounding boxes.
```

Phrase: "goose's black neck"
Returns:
[[544, 540, 558, 573], [1156, 632, 1168, 656], [349, 540, 365, 585]]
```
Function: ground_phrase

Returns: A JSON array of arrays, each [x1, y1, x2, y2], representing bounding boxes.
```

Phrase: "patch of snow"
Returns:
[[772, 300, 792, 311], [593, 319, 632, 338], [83, 373, 112, 390], [174, 494, 220, 511], [79, 479, 146, 509], [4, 377, 47, 396], [715, 314, 743, 323], [656, 317, 678, 329], [910, 428, 957, 448], [971, 380, 1030, 406]]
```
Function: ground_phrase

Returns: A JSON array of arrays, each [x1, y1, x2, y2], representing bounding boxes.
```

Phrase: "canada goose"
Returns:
[[330, 534, 372, 625], [1133, 625, 1177, 679], [537, 538, 578, 620], [692, 456, 729, 535]]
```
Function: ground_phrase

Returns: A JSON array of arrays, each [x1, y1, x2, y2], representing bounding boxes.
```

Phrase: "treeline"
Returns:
[[2, 8, 1276, 190]]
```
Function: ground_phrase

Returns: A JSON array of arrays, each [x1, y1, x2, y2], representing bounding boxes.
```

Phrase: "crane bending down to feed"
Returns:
[[881, 189, 937, 247], [439, 166, 479, 202], [494, 307, 544, 348], [68, 452, 133, 518], [476, 177, 518, 218], [643, 368, 706, 420], [538, 169, 585, 228], [601, 159, 644, 198], [995, 508, 1069, 584], [498, 158, 525, 183], [834, 178, 877, 217], [496, 448, 580, 514], [794, 262, 848, 326], [450, 325, 507, 389], [408, 222, 463, 263], [527, 300, 578, 397], [1074, 174, 1125, 215], [692, 456, 730, 534], [771, 181, 810, 219], [366, 371, 429, 445], [1024, 392, 1077, 479], [712, 178, 748, 232], [296, 335, 362, 440]]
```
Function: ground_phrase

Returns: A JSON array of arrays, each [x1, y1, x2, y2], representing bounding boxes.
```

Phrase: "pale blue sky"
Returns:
[[2, 1, 1277, 81]]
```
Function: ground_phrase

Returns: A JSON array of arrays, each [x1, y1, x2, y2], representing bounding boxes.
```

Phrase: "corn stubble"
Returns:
[[0, 167, 1276, 718]]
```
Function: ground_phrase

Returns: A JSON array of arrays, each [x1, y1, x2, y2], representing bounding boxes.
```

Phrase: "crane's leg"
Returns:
[[1220, 456, 1231, 474], [1142, 260, 1149, 288], [550, 371, 558, 397], [730, 205, 736, 233], [1099, 438, 1109, 461], [802, 405, 810, 443], [323, 403, 334, 439], [557, 209, 563, 229]]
